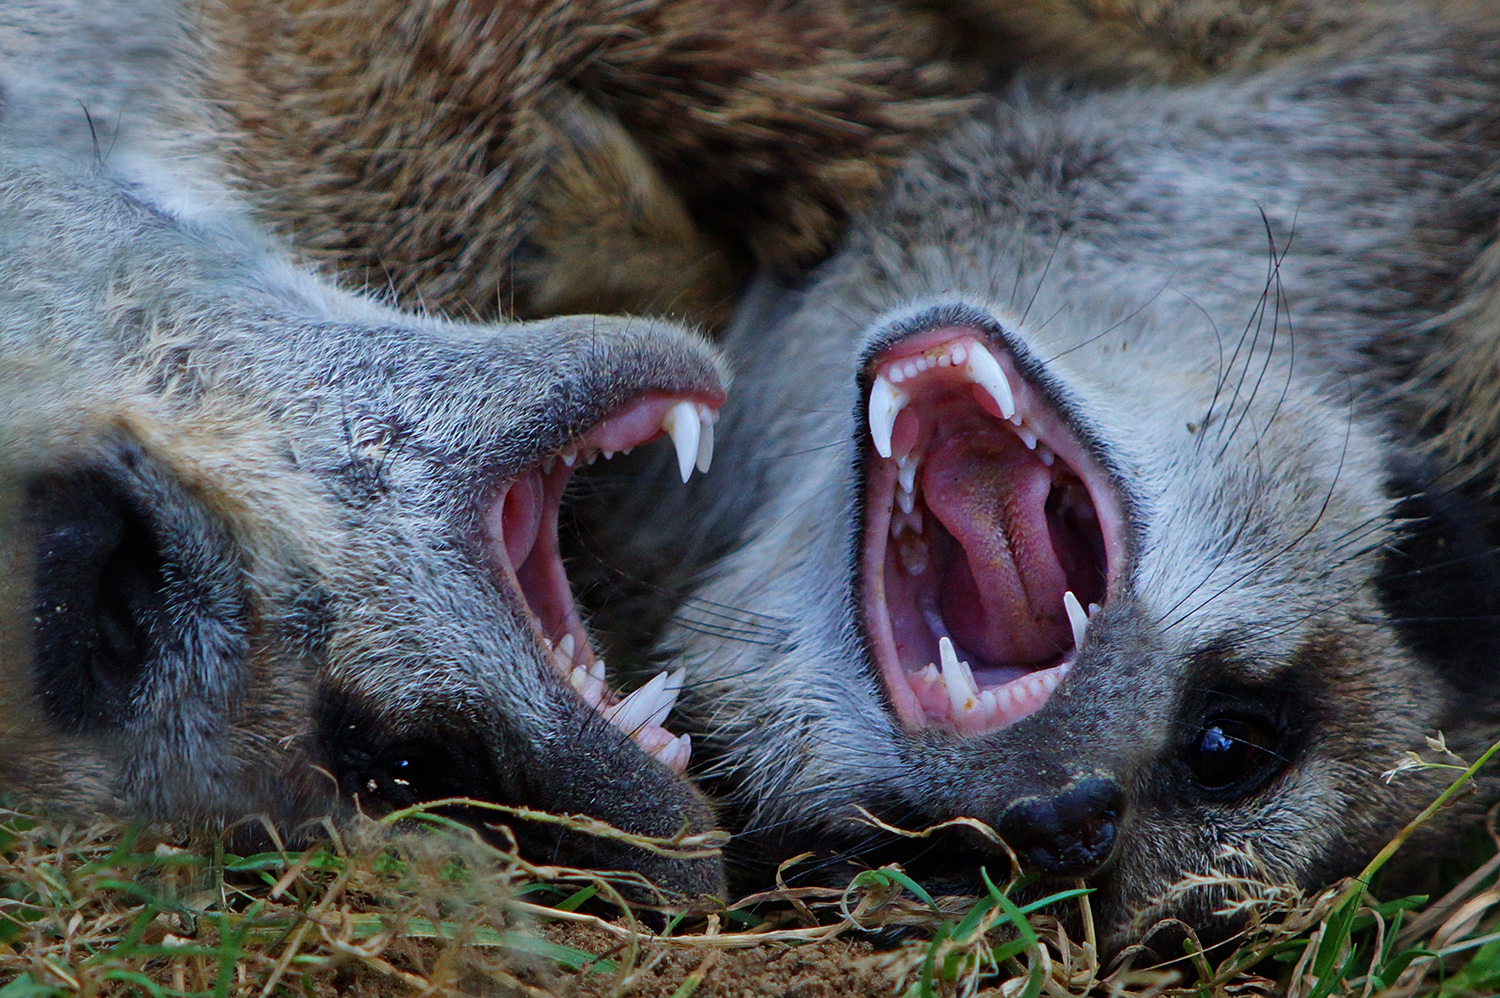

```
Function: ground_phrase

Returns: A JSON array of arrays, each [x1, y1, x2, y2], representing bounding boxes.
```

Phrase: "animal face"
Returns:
[[0, 162, 728, 897], [592, 18, 1500, 937]]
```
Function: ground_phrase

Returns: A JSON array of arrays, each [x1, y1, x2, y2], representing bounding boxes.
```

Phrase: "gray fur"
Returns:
[[590, 8, 1500, 936], [0, 0, 727, 895]]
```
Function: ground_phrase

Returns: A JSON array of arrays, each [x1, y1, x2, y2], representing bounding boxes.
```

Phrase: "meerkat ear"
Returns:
[[22, 438, 249, 735]]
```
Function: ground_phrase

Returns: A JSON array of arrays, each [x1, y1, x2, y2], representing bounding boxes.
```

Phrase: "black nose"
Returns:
[[996, 776, 1122, 877]]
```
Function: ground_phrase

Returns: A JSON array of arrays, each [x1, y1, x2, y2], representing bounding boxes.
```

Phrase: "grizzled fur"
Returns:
[[0, 1, 727, 894], [200, 0, 981, 327], [586, 0, 1500, 940]]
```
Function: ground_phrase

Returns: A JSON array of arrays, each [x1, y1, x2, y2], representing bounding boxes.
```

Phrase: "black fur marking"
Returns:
[[1378, 461, 1500, 700], [26, 466, 162, 732], [315, 690, 522, 811]]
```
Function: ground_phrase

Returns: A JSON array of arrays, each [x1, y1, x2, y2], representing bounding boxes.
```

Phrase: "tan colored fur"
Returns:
[[201, 0, 980, 326]]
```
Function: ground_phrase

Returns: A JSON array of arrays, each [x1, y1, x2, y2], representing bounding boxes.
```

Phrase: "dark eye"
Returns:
[[1184, 716, 1277, 792]]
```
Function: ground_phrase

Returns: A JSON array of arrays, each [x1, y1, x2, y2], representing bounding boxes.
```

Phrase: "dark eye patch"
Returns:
[[316, 691, 521, 813], [1171, 642, 1316, 802]]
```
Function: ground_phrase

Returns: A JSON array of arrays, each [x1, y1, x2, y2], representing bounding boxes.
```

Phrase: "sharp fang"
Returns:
[[606, 670, 682, 733], [964, 341, 1016, 420], [557, 633, 577, 665], [662, 401, 701, 483], [868, 375, 909, 459], [560, 448, 578, 467], [589, 658, 606, 683], [939, 637, 979, 717], [695, 404, 714, 473], [1063, 591, 1088, 649]]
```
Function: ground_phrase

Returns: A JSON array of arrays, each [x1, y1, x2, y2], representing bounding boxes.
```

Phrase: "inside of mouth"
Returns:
[[862, 328, 1120, 735], [482, 394, 717, 773]]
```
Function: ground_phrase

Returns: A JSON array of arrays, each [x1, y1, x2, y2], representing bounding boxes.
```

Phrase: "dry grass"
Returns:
[[6, 741, 1500, 998]]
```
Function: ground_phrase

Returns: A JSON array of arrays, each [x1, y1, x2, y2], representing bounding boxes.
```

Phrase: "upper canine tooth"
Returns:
[[939, 637, 979, 717], [605, 670, 683, 733], [868, 375, 909, 459], [662, 401, 701, 483], [695, 404, 715, 474], [964, 342, 1016, 421], [560, 448, 578, 467], [1063, 590, 1088, 649]]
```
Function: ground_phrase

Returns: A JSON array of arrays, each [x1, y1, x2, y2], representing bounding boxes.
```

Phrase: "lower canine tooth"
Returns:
[[1063, 591, 1089, 649], [939, 637, 979, 717]]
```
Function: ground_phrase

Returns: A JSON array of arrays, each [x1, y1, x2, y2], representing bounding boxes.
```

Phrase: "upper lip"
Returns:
[[857, 321, 1127, 735]]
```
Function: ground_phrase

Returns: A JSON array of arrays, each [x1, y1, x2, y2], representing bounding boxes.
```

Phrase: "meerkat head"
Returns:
[[0, 308, 729, 900], [682, 272, 1493, 943]]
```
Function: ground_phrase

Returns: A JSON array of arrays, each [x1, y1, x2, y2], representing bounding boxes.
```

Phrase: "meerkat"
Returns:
[[0, 0, 731, 895], [583, 0, 1500, 938]]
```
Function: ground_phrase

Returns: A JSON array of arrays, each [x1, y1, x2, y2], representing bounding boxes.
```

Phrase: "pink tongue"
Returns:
[[921, 431, 1071, 665]]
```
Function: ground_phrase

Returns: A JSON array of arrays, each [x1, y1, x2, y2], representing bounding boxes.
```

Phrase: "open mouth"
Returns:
[[482, 395, 718, 773], [861, 325, 1125, 735]]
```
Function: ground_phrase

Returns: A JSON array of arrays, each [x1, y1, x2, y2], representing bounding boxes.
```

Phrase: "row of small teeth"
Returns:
[[919, 590, 1099, 723], [921, 636, 1065, 723], [870, 339, 1054, 467], [545, 401, 716, 484], [545, 634, 692, 773]]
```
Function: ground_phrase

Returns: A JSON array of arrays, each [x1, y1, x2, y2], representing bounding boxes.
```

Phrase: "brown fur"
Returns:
[[202, 0, 981, 326]]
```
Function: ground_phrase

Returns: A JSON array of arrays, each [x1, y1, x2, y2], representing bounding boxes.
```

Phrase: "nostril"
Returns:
[[996, 775, 1122, 877]]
